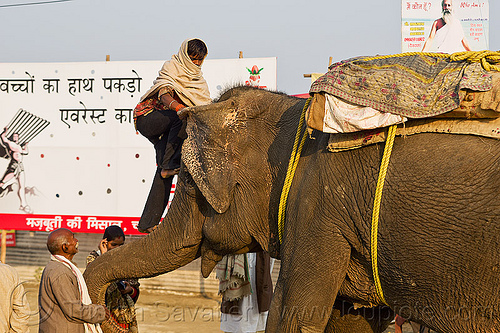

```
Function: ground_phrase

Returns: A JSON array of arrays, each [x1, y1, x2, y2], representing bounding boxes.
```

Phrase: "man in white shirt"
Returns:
[[422, 0, 471, 53]]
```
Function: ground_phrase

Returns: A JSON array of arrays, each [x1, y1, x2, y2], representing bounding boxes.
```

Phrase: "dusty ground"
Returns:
[[24, 282, 417, 333]]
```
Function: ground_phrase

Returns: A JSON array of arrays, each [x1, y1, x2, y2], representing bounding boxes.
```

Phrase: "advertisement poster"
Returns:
[[401, 0, 489, 53], [0, 230, 15, 247], [0, 58, 277, 234]]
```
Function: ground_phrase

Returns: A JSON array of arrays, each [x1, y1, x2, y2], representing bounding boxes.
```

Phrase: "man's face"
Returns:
[[12, 133, 19, 142], [189, 54, 204, 67], [106, 236, 124, 251], [64, 233, 79, 256], [443, 0, 452, 14]]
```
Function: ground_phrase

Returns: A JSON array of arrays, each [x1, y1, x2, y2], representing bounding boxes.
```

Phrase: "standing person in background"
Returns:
[[421, 0, 471, 53], [0, 262, 30, 333], [86, 225, 140, 333], [217, 252, 274, 333], [134, 38, 212, 233], [38, 228, 107, 333]]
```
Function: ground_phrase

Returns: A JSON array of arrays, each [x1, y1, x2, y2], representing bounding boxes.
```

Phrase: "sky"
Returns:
[[0, 0, 498, 95]]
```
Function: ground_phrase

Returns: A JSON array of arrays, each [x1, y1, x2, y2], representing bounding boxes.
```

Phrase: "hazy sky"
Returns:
[[0, 0, 498, 95]]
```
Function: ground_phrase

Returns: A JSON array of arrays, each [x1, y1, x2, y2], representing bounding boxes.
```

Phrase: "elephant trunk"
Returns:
[[83, 194, 203, 304]]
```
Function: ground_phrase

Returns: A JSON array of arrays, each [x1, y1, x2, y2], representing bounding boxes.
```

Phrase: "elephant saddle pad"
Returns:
[[325, 117, 500, 152], [309, 53, 494, 120]]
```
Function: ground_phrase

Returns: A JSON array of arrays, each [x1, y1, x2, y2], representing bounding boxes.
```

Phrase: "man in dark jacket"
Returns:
[[38, 228, 108, 333]]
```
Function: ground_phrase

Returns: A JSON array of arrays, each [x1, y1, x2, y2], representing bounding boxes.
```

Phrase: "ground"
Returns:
[[24, 282, 417, 332]]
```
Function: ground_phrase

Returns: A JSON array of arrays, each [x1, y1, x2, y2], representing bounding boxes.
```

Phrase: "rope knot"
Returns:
[[449, 50, 500, 72]]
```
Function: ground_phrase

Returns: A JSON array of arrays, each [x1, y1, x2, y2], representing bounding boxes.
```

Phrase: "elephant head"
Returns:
[[84, 86, 303, 299]]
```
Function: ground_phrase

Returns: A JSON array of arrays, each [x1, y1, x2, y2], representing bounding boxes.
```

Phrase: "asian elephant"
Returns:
[[84, 86, 500, 333]]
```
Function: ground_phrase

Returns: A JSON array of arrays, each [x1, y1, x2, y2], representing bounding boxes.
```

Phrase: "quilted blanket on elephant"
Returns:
[[309, 54, 493, 118]]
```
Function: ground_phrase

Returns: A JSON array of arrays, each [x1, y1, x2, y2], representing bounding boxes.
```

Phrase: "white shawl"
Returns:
[[140, 38, 211, 107], [216, 254, 252, 301]]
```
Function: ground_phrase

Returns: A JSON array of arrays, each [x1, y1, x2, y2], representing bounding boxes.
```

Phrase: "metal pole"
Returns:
[[6, 109, 23, 128], [9, 110, 29, 136], [19, 116, 42, 144], [0, 230, 6, 264], [23, 120, 49, 145], [18, 115, 38, 142], [17, 113, 36, 139]]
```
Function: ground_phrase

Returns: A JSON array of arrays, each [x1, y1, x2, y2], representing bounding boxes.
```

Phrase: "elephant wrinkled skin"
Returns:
[[85, 86, 500, 333]]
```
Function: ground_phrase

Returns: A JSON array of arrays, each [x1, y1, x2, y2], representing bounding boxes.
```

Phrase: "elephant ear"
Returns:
[[182, 105, 236, 214]]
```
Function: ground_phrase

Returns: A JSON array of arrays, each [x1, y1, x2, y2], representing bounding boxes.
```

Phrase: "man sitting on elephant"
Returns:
[[134, 38, 212, 233]]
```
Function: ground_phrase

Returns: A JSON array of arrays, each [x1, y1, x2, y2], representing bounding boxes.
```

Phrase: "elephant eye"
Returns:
[[180, 170, 196, 189]]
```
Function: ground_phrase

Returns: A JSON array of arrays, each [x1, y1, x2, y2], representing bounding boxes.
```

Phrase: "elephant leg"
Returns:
[[267, 231, 351, 332]]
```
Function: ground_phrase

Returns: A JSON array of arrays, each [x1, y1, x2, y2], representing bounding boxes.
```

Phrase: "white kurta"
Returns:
[[434, 17, 467, 53], [220, 253, 274, 333]]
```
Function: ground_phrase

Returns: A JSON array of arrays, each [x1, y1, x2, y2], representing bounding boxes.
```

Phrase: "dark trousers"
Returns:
[[137, 171, 173, 232], [135, 109, 186, 170], [136, 110, 186, 231]]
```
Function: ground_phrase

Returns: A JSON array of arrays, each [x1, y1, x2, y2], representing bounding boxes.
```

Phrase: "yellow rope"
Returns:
[[361, 50, 500, 72], [278, 97, 312, 244], [371, 124, 397, 306]]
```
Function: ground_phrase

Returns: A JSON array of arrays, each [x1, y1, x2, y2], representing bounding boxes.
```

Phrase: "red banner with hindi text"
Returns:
[[0, 214, 143, 235]]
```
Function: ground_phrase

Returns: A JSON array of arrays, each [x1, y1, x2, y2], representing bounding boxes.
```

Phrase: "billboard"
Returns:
[[0, 58, 277, 234], [402, 0, 489, 53], [0, 230, 15, 247]]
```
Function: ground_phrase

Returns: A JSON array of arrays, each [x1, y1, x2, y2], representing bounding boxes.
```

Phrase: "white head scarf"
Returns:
[[140, 38, 212, 107]]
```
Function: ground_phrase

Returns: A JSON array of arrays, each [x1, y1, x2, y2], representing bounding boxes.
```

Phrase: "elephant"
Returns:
[[84, 86, 500, 333]]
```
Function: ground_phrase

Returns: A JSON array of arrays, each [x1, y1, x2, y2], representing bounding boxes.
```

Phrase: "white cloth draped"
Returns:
[[220, 253, 274, 333], [322, 94, 406, 133], [434, 17, 467, 54]]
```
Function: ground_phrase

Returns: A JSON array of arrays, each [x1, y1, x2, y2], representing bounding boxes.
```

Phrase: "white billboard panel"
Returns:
[[0, 58, 277, 234], [402, 0, 489, 53]]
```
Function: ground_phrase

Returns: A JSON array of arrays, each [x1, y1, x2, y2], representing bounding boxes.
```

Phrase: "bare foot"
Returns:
[[146, 225, 158, 233], [138, 225, 158, 233], [160, 168, 180, 178]]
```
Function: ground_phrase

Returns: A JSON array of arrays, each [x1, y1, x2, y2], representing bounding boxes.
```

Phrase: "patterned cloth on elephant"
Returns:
[[310, 54, 493, 118], [86, 251, 139, 333], [307, 53, 500, 134]]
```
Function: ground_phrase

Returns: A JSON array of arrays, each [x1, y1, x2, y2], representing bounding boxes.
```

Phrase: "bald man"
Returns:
[[38, 228, 107, 333]]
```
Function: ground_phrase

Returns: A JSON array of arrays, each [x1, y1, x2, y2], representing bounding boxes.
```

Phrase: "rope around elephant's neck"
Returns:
[[361, 50, 500, 72], [276, 90, 398, 307], [371, 124, 397, 306], [277, 97, 311, 244]]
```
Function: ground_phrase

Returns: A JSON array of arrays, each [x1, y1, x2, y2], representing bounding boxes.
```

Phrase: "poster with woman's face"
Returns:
[[401, 0, 489, 53]]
